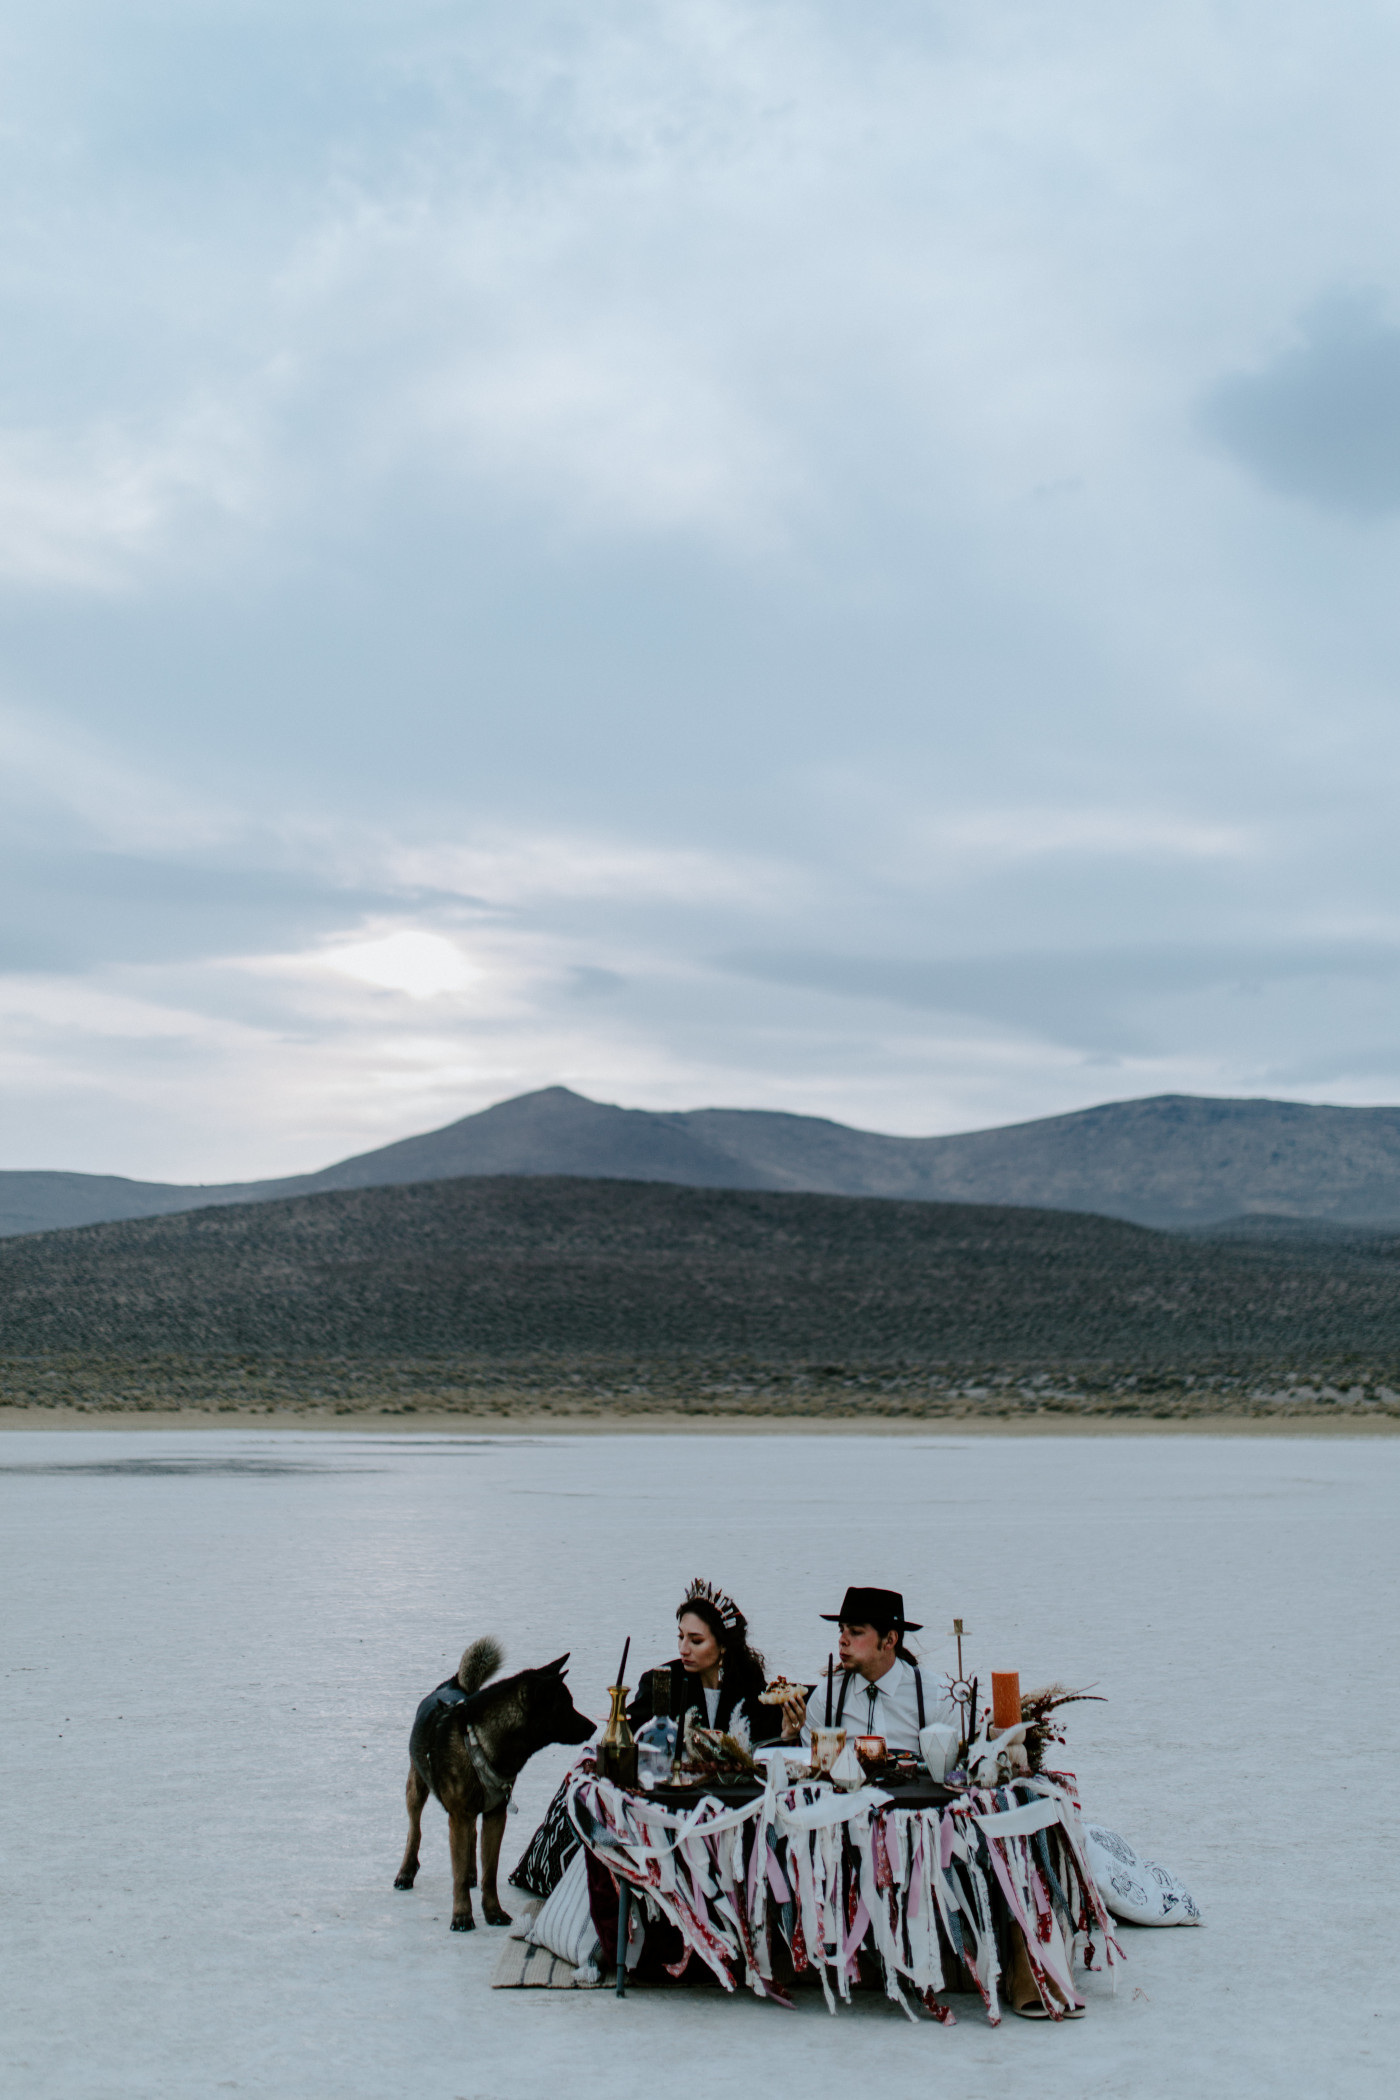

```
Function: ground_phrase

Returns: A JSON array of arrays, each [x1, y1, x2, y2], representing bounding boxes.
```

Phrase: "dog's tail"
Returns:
[[457, 1636, 504, 1695]]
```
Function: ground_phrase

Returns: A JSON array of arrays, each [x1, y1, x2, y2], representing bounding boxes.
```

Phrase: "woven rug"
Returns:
[[491, 1899, 602, 1989]]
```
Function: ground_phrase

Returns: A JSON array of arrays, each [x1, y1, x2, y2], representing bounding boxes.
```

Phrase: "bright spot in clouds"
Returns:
[[324, 931, 479, 999]]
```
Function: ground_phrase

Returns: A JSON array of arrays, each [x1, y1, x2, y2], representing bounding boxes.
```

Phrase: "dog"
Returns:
[[394, 1637, 594, 1931]]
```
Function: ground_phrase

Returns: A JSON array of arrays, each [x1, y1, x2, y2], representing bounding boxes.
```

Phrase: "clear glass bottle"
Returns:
[[635, 1715, 677, 1787], [634, 1668, 675, 1787]]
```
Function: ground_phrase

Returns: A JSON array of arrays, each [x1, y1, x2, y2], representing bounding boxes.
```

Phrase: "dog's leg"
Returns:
[[479, 1803, 511, 1927], [448, 1810, 479, 1931], [394, 1765, 430, 1890]]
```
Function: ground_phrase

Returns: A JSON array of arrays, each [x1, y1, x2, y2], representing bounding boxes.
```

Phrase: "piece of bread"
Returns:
[[759, 1678, 814, 1706]]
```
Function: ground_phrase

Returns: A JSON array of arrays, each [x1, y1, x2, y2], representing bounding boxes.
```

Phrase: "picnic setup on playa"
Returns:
[[400, 1580, 1201, 2030]]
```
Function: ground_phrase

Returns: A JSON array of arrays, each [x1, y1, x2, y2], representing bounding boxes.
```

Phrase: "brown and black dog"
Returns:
[[394, 1637, 594, 1931]]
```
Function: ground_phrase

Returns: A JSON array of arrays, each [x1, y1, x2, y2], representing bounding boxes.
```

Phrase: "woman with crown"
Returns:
[[628, 1577, 785, 1748]]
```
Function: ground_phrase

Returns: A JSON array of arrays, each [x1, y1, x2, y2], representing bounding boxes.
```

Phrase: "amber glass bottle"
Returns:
[[596, 1684, 638, 1789]]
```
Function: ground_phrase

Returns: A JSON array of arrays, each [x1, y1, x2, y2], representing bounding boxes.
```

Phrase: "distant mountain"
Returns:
[[8, 1086, 1400, 1238], [2, 1174, 1397, 1368], [0, 1090, 777, 1239]]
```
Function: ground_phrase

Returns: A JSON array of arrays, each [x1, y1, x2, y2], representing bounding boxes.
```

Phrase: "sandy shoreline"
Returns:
[[1, 1403, 1394, 1435]]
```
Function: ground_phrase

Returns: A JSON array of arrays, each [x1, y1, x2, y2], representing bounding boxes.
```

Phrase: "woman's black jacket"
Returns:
[[628, 1660, 782, 1746]]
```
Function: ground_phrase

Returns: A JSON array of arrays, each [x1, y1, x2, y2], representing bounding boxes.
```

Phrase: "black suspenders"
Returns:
[[834, 1664, 926, 1731]]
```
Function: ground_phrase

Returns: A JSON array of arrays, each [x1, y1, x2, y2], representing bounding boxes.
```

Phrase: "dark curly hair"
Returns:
[[676, 1592, 767, 1702]]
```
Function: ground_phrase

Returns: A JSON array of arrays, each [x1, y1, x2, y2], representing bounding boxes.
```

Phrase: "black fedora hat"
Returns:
[[820, 1585, 922, 1633]]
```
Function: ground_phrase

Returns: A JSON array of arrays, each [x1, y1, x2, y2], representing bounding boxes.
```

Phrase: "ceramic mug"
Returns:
[[853, 1734, 886, 1771]]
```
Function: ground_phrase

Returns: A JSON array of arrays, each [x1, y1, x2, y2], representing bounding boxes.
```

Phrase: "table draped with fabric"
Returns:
[[567, 1766, 1120, 2024]]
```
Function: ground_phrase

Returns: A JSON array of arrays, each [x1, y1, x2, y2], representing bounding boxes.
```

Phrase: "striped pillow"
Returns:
[[522, 1849, 604, 1980]]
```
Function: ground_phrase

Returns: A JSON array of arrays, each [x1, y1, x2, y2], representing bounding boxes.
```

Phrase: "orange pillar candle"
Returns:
[[991, 1672, 1021, 1730]]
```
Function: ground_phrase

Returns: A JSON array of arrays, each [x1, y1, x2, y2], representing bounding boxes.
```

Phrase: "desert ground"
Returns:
[[2, 1427, 1394, 2099], [1, 1400, 1396, 1434]]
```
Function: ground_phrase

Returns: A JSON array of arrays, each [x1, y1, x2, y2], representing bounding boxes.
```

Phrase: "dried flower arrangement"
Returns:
[[676, 1707, 758, 1777], [1019, 1683, 1104, 1773]]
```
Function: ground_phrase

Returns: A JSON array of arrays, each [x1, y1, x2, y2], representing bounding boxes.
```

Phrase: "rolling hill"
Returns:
[[10, 1085, 1400, 1238], [3, 1172, 1399, 1371]]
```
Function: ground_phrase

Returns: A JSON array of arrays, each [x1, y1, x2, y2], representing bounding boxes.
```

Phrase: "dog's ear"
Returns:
[[541, 1653, 570, 1674]]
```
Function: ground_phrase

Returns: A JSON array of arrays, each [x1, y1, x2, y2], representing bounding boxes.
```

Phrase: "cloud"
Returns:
[[6, 4, 1400, 1177], [0, 847, 397, 975], [1265, 1045, 1400, 1087], [568, 965, 627, 999], [720, 942, 1400, 1056], [385, 834, 798, 911], [921, 808, 1256, 867], [0, 402, 266, 592], [0, 699, 230, 851], [413, 322, 798, 543], [1200, 293, 1400, 516], [319, 929, 480, 998]]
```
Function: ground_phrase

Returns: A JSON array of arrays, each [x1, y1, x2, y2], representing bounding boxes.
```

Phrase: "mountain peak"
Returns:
[[8, 1086, 1400, 1239]]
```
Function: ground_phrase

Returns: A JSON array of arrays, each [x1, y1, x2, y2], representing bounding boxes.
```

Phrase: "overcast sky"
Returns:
[[5, 1, 1400, 1180]]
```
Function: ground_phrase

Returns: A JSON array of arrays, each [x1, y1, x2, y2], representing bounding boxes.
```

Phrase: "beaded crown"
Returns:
[[683, 1576, 743, 1630]]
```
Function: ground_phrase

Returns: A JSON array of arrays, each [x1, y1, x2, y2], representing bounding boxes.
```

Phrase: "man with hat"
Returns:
[[781, 1585, 956, 1753]]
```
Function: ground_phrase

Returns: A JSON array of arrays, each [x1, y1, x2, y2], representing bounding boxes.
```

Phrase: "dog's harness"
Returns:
[[461, 1725, 514, 1814], [410, 1680, 515, 1813]]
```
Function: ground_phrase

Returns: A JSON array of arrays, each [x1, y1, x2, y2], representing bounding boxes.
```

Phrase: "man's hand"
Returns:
[[778, 1688, 807, 1743]]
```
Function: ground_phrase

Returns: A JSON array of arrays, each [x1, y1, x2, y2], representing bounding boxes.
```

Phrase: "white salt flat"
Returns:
[[1, 1427, 1395, 2099]]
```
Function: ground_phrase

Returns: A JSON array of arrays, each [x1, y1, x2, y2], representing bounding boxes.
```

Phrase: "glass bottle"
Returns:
[[635, 1671, 677, 1787]]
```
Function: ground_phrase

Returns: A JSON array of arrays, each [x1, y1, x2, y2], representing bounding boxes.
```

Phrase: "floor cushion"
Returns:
[[508, 1776, 581, 1899], [518, 1849, 604, 1982], [1082, 1822, 1203, 1925]]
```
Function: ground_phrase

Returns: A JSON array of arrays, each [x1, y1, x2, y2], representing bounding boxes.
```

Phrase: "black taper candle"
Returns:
[[617, 1636, 630, 1688]]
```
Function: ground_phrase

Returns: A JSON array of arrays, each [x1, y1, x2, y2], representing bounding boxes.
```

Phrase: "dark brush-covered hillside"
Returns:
[[3, 1174, 1400, 1368]]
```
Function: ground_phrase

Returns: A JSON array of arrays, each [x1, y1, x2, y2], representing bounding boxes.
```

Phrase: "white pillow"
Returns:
[[1082, 1822, 1203, 1926], [520, 1847, 605, 1981]]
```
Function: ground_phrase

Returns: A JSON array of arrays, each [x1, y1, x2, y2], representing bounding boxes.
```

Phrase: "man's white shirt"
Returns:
[[801, 1655, 956, 1754]]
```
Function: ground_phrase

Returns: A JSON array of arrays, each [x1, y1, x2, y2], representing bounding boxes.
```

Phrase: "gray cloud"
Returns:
[[1267, 1047, 1400, 1086], [568, 967, 627, 1000], [720, 944, 1400, 1058], [5, 7, 1400, 1173], [0, 851, 399, 974], [1201, 294, 1400, 515]]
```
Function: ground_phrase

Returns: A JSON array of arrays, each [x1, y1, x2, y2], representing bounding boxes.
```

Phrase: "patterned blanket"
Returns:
[[568, 1765, 1120, 2023]]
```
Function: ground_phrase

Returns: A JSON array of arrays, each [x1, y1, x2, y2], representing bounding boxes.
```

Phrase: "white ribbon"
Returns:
[[973, 1796, 1064, 1838]]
